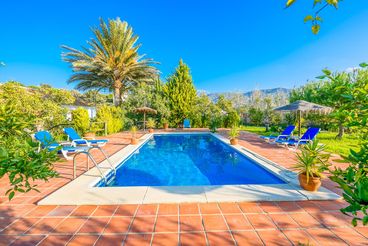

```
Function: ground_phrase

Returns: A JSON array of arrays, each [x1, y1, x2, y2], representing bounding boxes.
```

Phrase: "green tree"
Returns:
[[62, 18, 158, 106], [95, 105, 124, 134], [0, 104, 58, 200], [124, 78, 170, 126], [328, 64, 368, 226], [71, 107, 90, 135], [286, 0, 342, 34], [290, 70, 354, 138], [0, 82, 69, 130], [190, 93, 223, 128], [248, 107, 264, 126], [164, 59, 196, 126]]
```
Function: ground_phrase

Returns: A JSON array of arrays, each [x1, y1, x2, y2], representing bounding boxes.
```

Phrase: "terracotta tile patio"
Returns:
[[0, 130, 367, 245]]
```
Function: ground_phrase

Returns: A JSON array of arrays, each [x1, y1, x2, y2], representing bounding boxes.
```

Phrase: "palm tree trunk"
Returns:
[[113, 80, 122, 106]]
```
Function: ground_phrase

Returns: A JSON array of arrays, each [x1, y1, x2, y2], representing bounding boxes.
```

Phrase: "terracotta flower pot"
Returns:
[[163, 123, 169, 130], [149, 128, 154, 133], [298, 173, 321, 192], [84, 132, 96, 138], [230, 138, 238, 145], [131, 137, 138, 145]]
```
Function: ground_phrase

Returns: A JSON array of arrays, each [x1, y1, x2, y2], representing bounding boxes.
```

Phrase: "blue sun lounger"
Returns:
[[64, 127, 108, 147], [34, 131, 86, 160], [276, 127, 320, 149], [183, 119, 191, 128], [260, 125, 295, 142]]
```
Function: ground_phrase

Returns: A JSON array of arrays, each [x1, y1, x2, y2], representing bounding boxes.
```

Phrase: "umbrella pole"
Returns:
[[298, 110, 301, 138], [144, 112, 146, 132]]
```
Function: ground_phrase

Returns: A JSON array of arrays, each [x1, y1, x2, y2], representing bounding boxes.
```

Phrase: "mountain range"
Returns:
[[207, 87, 291, 101]]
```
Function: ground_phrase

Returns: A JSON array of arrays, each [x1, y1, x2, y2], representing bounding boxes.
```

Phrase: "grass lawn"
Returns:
[[240, 125, 360, 157]]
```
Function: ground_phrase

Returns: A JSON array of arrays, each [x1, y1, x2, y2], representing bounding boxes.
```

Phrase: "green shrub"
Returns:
[[71, 107, 90, 135], [0, 104, 58, 200], [225, 111, 240, 127], [96, 105, 124, 134]]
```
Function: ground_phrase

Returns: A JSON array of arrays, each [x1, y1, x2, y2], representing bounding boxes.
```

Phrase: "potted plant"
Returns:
[[229, 126, 239, 145], [146, 118, 155, 133], [130, 126, 138, 145], [162, 119, 169, 130], [294, 140, 330, 192]]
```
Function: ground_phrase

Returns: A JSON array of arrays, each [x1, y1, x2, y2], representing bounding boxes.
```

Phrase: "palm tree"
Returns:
[[62, 18, 158, 106]]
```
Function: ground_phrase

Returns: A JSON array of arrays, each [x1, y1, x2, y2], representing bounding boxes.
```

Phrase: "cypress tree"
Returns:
[[164, 59, 196, 126]]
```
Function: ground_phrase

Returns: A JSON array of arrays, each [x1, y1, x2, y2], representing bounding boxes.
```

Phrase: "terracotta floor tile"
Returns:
[[283, 229, 317, 245], [1, 218, 40, 235], [114, 204, 138, 216], [276, 201, 304, 212], [258, 202, 284, 214], [330, 227, 368, 245], [199, 203, 221, 214], [129, 216, 156, 233], [2, 205, 36, 218], [53, 218, 87, 234], [296, 201, 323, 213], [152, 233, 178, 246], [24, 205, 56, 217], [47, 206, 76, 217], [269, 214, 300, 229], [0, 217, 16, 231], [180, 215, 204, 232], [70, 205, 97, 217], [67, 235, 99, 246], [180, 232, 207, 246], [202, 215, 228, 231], [238, 202, 263, 214], [158, 204, 178, 215], [155, 216, 179, 232], [218, 203, 242, 214], [91, 205, 117, 216], [94, 235, 126, 246], [246, 214, 277, 230], [232, 231, 263, 246], [312, 200, 342, 211], [78, 217, 110, 234], [355, 226, 368, 237], [206, 231, 235, 245], [179, 203, 199, 215], [26, 217, 64, 234], [124, 233, 152, 246], [310, 211, 352, 228], [224, 214, 252, 231], [0, 235, 17, 246], [289, 213, 322, 228], [307, 228, 347, 245], [257, 230, 292, 245], [9, 235, 46, 246], [136, 204, 157, 216], [38, 235, 73, 246], [103, 216, 132, 233]]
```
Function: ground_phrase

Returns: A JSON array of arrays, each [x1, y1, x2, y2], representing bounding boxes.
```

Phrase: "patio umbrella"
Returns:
[[273, 100, 332, 137], [134, 106, 157, 131]]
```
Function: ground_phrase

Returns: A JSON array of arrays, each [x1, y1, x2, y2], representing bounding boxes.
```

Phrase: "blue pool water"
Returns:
[[99, 134, 285, 187]]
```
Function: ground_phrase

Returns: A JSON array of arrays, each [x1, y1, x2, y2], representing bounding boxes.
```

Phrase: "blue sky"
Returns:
[[0, 0, 367, 92]]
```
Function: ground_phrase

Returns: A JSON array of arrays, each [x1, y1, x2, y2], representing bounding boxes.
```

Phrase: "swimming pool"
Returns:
[[98, 133, 285, 187]]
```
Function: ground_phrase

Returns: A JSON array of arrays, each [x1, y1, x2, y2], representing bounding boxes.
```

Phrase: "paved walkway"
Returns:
[[0, 130, 367, 245]]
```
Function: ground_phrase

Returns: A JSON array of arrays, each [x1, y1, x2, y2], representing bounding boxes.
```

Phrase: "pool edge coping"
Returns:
[[37, 131, 340, 205]]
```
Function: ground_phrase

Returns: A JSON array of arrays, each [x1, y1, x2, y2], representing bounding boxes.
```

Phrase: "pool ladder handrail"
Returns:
[[72, 146, 116, 182]]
